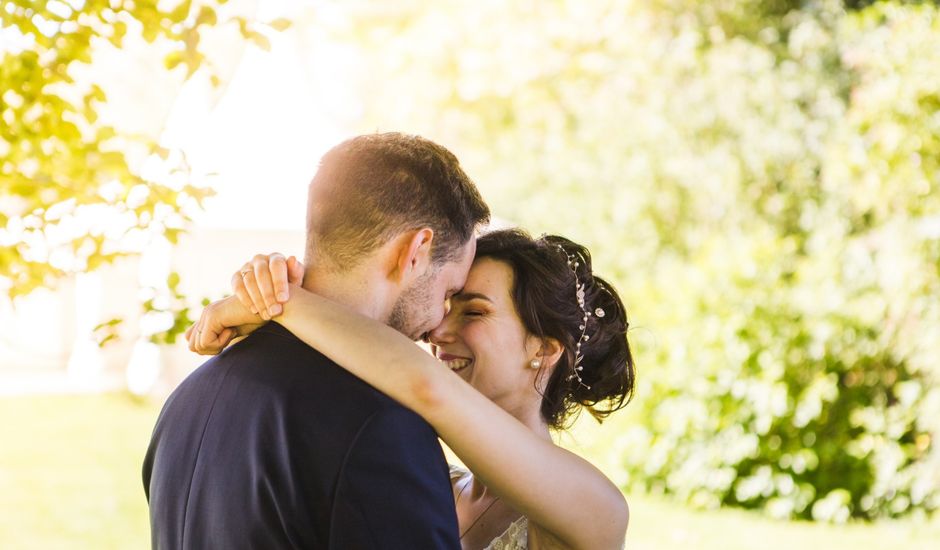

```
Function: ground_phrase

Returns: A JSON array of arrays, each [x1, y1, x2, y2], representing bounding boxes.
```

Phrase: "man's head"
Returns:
[[305, 133, 490, 338], [386, 235, 476, 339]]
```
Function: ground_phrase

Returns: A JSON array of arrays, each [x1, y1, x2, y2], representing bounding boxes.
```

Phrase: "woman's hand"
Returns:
[[186, 296, 264, 355], [185, 253, 304, 355], [232, 253, 305, 320]]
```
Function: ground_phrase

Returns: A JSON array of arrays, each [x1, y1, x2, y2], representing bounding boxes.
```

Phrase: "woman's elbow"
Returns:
[[600, 489, 629, 549], [566, 488, 629, 550], [619, 494, 630, 541], [404, 367, 449, 416]]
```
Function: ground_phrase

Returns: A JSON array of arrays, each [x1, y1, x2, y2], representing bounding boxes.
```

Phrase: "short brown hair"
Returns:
[[306, 133, 490, 269]]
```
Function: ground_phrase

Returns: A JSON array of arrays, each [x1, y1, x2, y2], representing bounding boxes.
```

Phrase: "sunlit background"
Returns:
[[2, 0, 940, 548]]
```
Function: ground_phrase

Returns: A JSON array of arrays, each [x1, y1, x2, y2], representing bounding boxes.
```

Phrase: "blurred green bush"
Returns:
[[332, 0, 940, 520], [617, 1, 940, 522]]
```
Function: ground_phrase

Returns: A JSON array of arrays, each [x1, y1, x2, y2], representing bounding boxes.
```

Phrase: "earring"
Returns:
[[529, 358, 541, 370]]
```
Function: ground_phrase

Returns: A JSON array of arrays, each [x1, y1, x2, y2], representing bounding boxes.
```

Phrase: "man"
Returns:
[[143, 133, 490, 549]]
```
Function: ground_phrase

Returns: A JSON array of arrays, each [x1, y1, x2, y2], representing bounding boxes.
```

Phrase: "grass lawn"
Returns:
[[1, 393, 937, 549], [0, 394, 156, 549]]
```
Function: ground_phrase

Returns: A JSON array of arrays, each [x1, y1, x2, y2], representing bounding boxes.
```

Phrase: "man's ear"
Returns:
[[391, 228, 434, 284]]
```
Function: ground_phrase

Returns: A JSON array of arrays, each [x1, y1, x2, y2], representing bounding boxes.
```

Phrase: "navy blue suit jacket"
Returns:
[[143, 323, 460, 549]]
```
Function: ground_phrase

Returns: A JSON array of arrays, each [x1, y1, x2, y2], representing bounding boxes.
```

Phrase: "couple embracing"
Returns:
[[143, 133, 635, 549]]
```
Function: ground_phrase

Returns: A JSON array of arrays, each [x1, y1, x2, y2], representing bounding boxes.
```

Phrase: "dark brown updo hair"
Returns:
[[474, 228, 635, 429]]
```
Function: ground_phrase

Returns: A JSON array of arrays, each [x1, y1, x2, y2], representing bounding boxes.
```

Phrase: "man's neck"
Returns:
[[300, 265, 389, 322]]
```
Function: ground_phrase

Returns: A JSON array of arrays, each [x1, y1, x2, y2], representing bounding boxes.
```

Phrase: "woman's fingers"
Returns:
[[231, 252, 295, 318], [250, 254, 281, 318], [268, 254, 291, 303], [185, 297, 260, 355], [193, 313, 209, 352], [287, 256, 305, 286], [186, 323, 197, 352], [209, 328, 234, 354], [197, 316, 212, 351], [240, 264, 270, 320], [191, 317, 234, 355], [188, 316, 210, 354], [232, 265, 258, 315]]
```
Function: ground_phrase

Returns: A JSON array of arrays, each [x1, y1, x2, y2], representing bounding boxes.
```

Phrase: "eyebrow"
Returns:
[[452, 292, 493, 303]]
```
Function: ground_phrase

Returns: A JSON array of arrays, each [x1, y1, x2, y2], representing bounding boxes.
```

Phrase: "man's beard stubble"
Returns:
[[387, 270, 436, 341]]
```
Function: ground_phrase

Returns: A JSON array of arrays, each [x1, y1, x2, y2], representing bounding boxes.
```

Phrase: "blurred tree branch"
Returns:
[[0, 0, 290, 302]]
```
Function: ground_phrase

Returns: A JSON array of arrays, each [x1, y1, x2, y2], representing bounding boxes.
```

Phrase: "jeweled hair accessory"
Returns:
[[557, 245, 604, 390]]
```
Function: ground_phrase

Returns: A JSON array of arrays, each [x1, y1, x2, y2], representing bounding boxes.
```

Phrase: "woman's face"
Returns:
[[428, 258, 544, 412]]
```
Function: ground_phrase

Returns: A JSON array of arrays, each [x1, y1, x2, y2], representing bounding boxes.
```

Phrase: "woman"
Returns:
[[188, 228, 636, 549]]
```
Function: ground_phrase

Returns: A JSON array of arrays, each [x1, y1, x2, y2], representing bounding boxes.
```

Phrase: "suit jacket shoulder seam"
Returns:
[[327, 407, 389, 548], [178, 362, 235, 548]]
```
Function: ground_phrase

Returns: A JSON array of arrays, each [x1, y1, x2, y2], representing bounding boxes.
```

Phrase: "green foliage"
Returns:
[[141, 271, 192, 345], [616, 3, 940, 521], [0, 0, 288, 299], [94, 270, 209, 348], [91, 316, 123, 347], [329, 0, 940, 520]]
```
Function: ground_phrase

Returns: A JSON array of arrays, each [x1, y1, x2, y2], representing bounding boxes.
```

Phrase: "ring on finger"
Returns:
[[240, 268, 251, 277]]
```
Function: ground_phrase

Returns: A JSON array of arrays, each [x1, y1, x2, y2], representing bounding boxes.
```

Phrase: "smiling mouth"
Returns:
[[435, 349, 473, 372], [442, 358, 472, 372]]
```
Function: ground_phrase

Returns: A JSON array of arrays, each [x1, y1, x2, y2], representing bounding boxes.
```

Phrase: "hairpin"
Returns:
[[556, 245, 604, 390]]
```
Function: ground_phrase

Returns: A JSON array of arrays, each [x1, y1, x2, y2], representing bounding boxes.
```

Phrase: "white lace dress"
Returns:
[[450, 465, 528, 550], [484, 516, 528, 550]]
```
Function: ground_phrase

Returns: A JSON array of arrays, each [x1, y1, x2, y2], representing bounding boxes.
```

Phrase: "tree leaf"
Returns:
[[164, 50, 185, 70], [268, 17, 292, 32], [248, 30, 271, 51]]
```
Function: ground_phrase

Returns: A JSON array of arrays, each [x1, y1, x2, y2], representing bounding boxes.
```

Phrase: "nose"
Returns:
[[427, 312, 457, 346]]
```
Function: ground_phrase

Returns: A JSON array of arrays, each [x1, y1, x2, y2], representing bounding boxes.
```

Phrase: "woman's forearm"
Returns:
[[276, 287, 447, 413], [426, 373, 628, 549], [276, 287, 627, 549]]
